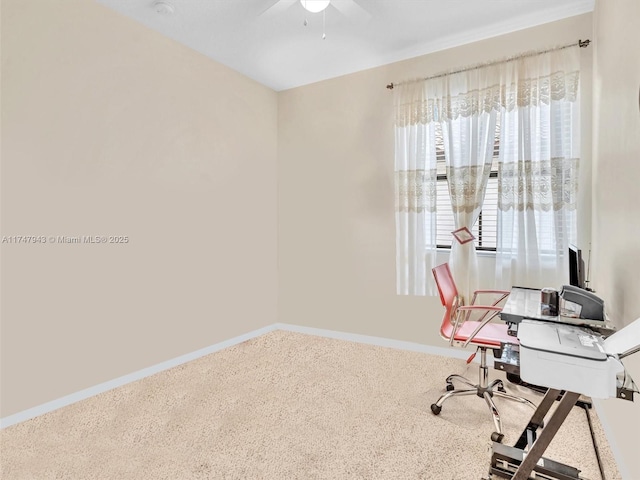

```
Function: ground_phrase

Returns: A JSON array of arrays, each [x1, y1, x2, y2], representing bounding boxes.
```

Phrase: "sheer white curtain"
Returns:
[[394, 82, 439, 295], [431, 70, 500, 302], [495, 47, 580, 288], [394, 71, 501, 298], [394, 46, 581, 296]]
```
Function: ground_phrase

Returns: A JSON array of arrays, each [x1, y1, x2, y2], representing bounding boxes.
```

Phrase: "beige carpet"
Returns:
[[1, 330, 622, 479]]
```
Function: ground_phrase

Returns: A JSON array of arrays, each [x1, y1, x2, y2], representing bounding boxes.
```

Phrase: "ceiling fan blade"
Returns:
[[259, 0, 298, 17], [330, 0, 371, 22]]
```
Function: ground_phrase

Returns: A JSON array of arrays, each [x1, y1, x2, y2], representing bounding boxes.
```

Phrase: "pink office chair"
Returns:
[[430, 263, 536, 442]]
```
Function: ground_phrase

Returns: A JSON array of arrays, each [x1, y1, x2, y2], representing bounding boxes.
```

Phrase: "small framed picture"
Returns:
[[452, 227, 475, 245]]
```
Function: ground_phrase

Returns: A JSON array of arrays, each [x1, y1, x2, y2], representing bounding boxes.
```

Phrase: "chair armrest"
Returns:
[[457, 306, 503, 312], [470, 290, 510, 309], [473, 289, 510, 296], [455, 305, 503, 348]]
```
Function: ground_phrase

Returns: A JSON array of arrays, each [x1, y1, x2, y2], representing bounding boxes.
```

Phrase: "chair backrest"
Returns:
[[432, 263, 458, 311], [433, 262, 513, 349], [432, 263, 460, 341]]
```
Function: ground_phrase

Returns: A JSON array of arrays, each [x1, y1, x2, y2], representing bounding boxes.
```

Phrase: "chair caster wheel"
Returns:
[[431, 404, 442, 415], [446, 384, 455, 391], [491, 432, 504, 443]]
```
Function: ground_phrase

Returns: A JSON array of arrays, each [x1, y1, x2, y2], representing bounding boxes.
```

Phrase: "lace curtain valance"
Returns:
[[395, 47, 580, 127]]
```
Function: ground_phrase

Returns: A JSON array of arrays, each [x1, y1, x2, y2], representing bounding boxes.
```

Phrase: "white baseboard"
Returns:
[[0, 323, 482, 429], [0, 324, 279, 429], [274, 322, 473, 361]]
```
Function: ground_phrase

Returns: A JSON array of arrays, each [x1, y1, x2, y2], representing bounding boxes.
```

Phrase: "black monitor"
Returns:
[[568, 244, 585, 289]]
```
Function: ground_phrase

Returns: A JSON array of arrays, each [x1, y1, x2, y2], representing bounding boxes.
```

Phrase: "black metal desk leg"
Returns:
[[514, 388, 561, 450], [512, 391, 581, 480]]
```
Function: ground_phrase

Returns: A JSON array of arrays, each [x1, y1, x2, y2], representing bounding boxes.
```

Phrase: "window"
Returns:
[[394, 47, 581, 295], [435, 121, 500, 251]]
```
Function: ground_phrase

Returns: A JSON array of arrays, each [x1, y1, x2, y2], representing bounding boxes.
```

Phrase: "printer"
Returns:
[[518, 318, 640, 399], [559, 284, 605, 321]]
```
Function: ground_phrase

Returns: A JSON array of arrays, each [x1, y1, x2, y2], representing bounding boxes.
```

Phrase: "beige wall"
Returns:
[[0, 0, 278, 417], [591, 0, 640, 478], [278, 14, 593, 347], [5, 2, 635, 475]]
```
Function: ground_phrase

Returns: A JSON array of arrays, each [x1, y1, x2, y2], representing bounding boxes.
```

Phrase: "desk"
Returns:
[[495, 287, 615, 379], [486, 318, 637, 480], [489, 387, 584, 480], [500, 287, 615, 335]]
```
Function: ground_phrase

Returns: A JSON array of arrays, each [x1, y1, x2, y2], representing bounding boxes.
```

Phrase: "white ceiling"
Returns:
[[95, 0, 594, 91]]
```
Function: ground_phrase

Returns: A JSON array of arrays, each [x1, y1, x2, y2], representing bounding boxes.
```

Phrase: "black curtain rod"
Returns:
[[386, 39, 591, 90]]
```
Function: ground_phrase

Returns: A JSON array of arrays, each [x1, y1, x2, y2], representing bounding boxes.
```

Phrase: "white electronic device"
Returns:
[[517, 320, 633, 399]]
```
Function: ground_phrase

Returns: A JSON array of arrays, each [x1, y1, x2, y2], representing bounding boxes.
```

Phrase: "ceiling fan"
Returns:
[[260, 0, 371, 23]]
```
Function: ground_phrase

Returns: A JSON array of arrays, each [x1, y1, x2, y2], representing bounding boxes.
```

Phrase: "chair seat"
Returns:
[[441, 320, 518, 348]]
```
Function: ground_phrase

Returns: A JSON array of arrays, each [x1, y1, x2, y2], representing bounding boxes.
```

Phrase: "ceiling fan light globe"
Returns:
[[300, 0, 330, 13]]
